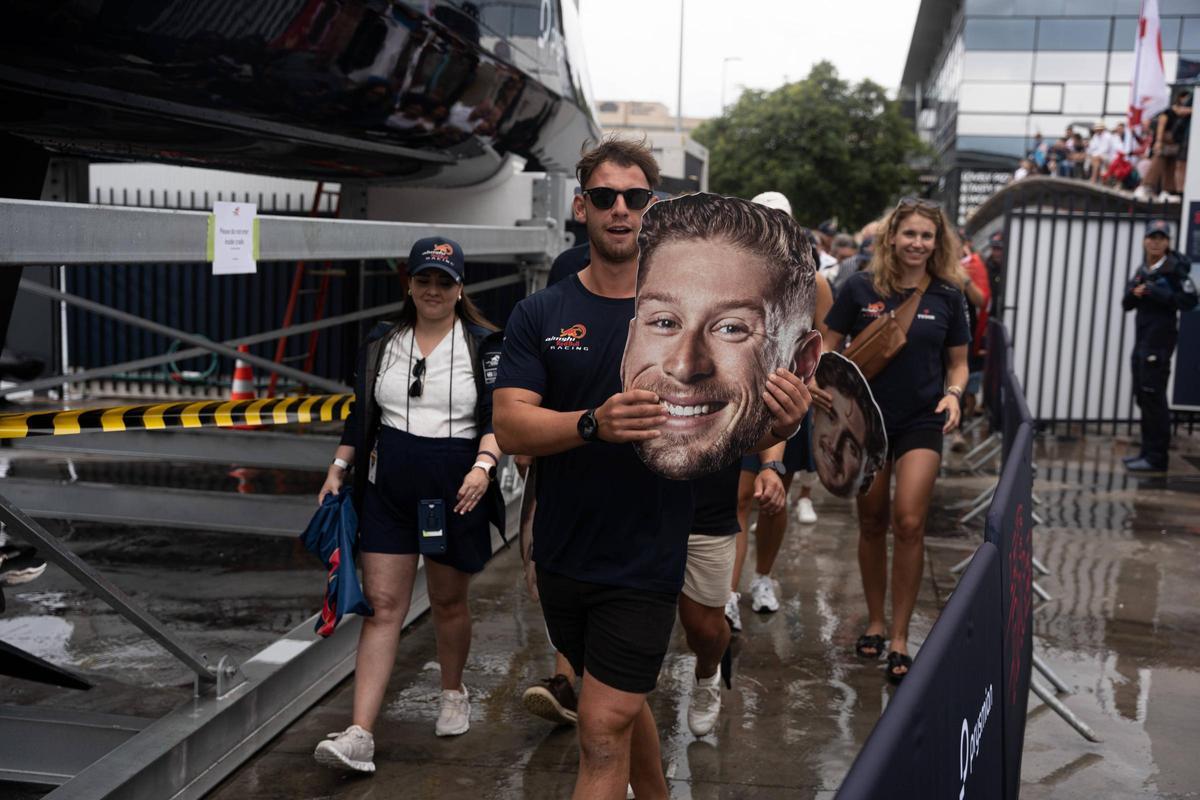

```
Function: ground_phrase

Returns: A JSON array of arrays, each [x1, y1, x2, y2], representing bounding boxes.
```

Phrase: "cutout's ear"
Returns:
[[572, 193, 587, 224], [791, 330, 822, 382]]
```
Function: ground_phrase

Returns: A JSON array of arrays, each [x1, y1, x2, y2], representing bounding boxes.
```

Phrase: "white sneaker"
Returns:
[[724, 591, 743, 632], [1133, 185, 1152, 202], [796, 497, 817, 524], [314, 724, 375, 773], [435, 685, 471, 737], [687, 671, 722, 736], [750, 574, 780, 613]]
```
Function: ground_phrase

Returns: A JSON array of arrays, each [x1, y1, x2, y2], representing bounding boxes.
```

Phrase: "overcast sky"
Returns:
[[577, 0, 923, 119]]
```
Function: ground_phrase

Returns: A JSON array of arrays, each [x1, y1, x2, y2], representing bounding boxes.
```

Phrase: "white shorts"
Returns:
[[682, 533, 737, 607]]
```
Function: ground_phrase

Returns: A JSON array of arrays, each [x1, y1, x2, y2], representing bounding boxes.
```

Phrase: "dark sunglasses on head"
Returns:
[[582, 187, 654, 211], [898, 195, 941, 211], [409, 357, 426, 398]]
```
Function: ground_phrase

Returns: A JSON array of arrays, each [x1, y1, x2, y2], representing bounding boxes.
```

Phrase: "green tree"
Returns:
[[693, 61, 926, 231]]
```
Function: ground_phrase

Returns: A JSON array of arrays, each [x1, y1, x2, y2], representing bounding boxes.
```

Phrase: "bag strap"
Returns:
[[892, 274, 932, 335]]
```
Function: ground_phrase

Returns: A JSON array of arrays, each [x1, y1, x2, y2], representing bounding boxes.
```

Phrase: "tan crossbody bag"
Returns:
[[843, 274, 931, 380]]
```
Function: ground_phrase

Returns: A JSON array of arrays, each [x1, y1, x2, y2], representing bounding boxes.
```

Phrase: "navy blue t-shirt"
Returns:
[[825, 271, 971, 434], [690, 460, 742, 536], [496, 273, 694, 594], [547, 243, 589, 287]]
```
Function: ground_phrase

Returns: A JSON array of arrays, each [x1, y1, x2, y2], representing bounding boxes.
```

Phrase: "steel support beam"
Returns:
[[0, 706, 151, 786], [0, 199, 557, 265], [0, 492, 229, 682], [0, 478, 314, 536], [0, 272, 523, 397], [20, 279, 349, 395], [7, 428, 340, 469]]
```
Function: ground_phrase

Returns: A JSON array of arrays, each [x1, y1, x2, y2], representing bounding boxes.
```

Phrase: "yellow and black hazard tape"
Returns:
[[0, 394, 354, 439]]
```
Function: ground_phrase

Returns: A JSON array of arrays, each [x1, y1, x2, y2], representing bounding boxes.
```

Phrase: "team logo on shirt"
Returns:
[[483, 352, 501, 384], [545, 323, 590, 351], [863, 301, 886, 318], [917, 307, 936, 321]]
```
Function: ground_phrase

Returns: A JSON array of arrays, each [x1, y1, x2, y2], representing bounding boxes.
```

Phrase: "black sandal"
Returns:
[[886, 651, 913, 684], [855, 634, 886, 659]]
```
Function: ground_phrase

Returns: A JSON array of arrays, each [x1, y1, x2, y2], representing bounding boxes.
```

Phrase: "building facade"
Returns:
[[596, 100, 710, 194], [901, 0, 1200, 222]]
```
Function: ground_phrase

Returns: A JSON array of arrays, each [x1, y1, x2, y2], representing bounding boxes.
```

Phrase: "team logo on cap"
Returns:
[[424, 242, 455, 261]]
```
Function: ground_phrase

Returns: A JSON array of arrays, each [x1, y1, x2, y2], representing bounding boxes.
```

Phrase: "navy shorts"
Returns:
[[537, 566, 677, 695], [360, 426, 492, 574], [741, 409, 814, 474]]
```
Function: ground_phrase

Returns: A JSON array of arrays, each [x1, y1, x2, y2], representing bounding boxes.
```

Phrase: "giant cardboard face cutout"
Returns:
[[812, 352, 888, 497], [621, 193, 821, 480]]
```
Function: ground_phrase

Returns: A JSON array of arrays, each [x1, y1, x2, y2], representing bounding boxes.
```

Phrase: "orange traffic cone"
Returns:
[[231, 345, 261, 430]]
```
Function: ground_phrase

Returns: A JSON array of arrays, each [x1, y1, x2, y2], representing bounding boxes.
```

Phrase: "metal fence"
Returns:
[[970, 182, 1191, 433]]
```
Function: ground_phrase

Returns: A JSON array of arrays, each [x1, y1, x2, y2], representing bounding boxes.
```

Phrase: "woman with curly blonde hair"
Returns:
[[819, 197, 971, 684]]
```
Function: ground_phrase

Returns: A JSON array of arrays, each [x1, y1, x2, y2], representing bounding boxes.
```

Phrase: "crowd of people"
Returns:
[[1012, 89, 1192, 202], [310, 137, 1010, 797]]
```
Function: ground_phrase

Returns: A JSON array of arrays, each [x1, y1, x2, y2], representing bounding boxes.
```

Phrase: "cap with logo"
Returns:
[[1144, 220, 1171, 238], [408, 237, 465, 282]]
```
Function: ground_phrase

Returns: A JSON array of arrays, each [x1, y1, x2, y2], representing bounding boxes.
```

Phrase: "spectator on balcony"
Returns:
[[1088, 123, 1116, 184]]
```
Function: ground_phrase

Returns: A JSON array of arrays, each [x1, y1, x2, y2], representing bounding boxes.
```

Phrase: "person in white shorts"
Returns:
[[680, 458, 784, 736]]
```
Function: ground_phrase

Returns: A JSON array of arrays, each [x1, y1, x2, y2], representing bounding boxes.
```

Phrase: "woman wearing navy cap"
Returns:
[[314, 237, 506, 773]]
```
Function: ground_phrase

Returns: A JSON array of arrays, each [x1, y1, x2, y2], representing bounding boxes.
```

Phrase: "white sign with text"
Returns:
[[211, 202, 258, 275]]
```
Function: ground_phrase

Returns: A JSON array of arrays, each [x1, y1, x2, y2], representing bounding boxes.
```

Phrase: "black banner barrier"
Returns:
[[985, 421, 1035, 800], [1001, 367, 1034, 464], [836, 543, 1004, 800], [984, 320, 1011, 436]]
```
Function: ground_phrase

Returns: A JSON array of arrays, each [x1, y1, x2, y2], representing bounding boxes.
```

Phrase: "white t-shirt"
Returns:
[[375, 322, 479, 439]]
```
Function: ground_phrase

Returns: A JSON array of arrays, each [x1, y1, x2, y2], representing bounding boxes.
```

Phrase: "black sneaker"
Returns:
[[521, 674, 578, 725], [0, 546, 47, 586]]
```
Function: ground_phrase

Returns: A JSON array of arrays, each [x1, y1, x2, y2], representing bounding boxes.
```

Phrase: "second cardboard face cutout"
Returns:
[[621, 193, 821, 480], [812, 352, 888, 497]]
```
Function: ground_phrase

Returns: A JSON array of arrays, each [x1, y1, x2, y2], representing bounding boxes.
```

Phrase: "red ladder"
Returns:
[[267, 182, 342, 397]]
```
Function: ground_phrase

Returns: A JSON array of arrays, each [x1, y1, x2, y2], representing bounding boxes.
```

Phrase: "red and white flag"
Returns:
[[1127, 0, 1170, 149]]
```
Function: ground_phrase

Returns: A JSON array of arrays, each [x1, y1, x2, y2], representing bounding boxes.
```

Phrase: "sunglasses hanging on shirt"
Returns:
[[582, 187, 654, 211], [409, 357, 426, 398]]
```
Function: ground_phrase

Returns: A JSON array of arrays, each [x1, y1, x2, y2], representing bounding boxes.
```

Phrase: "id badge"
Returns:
[[418, 499, 447, 556], [368, 446, 378, 484]]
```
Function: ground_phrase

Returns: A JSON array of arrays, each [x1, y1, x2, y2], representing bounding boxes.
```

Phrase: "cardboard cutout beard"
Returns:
[[812, 352, 888, 498], [620, 193, 820, 480]]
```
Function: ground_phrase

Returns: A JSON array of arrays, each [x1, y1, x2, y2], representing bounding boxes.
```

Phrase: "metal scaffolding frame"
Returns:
[[0, 192, 552, 797]]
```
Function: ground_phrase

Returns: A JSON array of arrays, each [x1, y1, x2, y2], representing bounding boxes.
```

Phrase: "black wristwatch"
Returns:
[[578, 409, 600, 442], [760, 460, 787, 477]]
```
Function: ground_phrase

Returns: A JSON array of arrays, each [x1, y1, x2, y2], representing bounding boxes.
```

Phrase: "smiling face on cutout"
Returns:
[[811, 352, 887, 498], [622, 237, 783, 479]]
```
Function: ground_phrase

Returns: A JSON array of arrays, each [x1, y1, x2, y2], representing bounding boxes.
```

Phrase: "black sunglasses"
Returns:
[[409, 357, 426, 398], [898, 195, 941, 211], [582, 187, 654, 211]]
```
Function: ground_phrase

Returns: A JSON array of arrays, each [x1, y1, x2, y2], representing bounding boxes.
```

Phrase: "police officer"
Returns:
[[1121, 220, 1198, 472]]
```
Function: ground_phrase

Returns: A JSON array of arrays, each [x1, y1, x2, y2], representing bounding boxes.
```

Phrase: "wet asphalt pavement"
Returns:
[[1, 425, 1198, 798]]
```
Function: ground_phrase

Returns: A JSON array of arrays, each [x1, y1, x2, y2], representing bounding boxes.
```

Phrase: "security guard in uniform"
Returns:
[[1121, 220, 1198, 472]]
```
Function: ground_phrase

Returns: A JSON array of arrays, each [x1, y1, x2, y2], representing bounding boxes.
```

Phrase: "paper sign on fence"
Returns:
[[209, 202, 259, 275]]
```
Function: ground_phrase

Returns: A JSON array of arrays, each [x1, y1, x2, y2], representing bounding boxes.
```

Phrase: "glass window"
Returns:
[[1113, 17, 1182, 50], [1032, 84, 1064, 113], [1182, 17, 1200, 50], [1037, 18, 1111, 50], [1014, 0, 1063, 13], [960, 82, 1032, 113], [956, 135, 1028, 158], [1161, 0, 1198, 15], [962, 51, 1034, 81], [958, 113, 1030, 136], [1062, 83, 1106, 115], [964, 18, 1036, 50], [1179, 53, 1200, 83], [1034, 51, 1107, 82]]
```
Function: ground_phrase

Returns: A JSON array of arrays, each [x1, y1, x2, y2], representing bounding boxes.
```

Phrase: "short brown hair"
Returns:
[[576, 135, 661, 190]]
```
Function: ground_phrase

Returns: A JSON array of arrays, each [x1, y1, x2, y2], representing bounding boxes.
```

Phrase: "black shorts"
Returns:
[[536, 566, 678, 694], [887, 427, 944, 462], [359, 426, 492, 573], [690, 460, 741, 535]]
